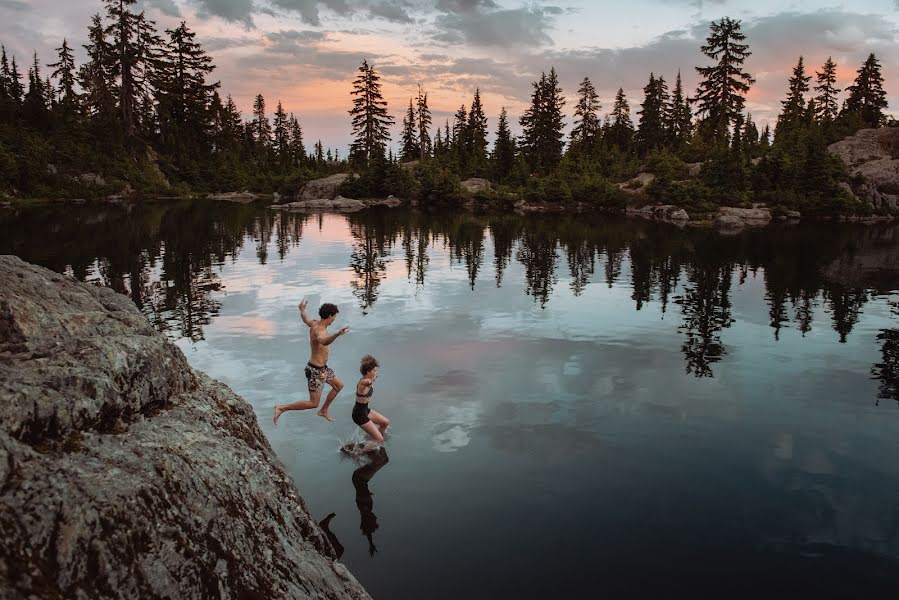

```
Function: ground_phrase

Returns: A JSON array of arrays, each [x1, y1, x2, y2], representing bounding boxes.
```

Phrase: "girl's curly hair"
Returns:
[[360, 354, 379, 375]]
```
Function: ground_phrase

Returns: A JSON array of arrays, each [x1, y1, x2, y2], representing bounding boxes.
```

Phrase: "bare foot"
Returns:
[[273, 405, 285, 426], [317, 410, 335, 422]]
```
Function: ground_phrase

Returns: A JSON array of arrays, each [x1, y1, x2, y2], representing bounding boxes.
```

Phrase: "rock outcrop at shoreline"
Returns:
[[0, 256, 371, 600], [829, 127, 899, 213], [297, 173, 358, 200]]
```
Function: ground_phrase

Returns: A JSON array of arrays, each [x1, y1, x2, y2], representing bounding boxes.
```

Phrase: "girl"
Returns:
[[352, 355, 390, 444]]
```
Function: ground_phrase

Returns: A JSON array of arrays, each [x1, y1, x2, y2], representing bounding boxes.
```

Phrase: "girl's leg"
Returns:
[[361, 421, 384, 443], [368, 409, 390, 434]]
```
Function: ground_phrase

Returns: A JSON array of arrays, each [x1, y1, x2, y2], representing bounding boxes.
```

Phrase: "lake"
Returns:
[[3, 200, 899, 597]]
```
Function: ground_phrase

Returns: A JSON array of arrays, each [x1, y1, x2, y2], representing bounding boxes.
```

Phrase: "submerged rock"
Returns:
[[298, 174, 357, 200], [207, 191, 258, 203], [0, 256, 371, 600], [626, 204, 688, 223], [271, 196, 366, 212]]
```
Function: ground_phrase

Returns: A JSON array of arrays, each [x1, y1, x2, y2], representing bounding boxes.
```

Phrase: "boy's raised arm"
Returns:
[[299, 299, 313, 327]]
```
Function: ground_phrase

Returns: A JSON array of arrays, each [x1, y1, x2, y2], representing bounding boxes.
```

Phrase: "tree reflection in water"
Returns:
[[3, 203, 899, 385]]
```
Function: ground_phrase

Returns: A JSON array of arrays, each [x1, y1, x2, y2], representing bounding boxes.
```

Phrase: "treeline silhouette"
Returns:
[[0, 4, 891, 215]]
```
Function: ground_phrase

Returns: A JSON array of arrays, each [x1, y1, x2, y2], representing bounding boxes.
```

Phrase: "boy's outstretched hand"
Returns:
[[298, 298, 308, 311]]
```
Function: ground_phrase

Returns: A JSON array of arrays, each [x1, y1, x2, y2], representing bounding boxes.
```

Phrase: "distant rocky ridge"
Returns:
[[0, 256, 371, 600]]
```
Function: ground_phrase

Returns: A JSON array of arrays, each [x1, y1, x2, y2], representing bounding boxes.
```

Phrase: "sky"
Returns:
[[4, 0, 899, 153]]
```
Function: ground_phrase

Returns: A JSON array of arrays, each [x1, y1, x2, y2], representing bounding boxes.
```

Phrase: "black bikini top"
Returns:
[[356, 384, 374, 399]]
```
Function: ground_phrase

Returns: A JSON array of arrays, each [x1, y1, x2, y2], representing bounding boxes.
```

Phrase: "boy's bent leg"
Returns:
[[273, 390, 322, 425], [318, 376, 343, 422]]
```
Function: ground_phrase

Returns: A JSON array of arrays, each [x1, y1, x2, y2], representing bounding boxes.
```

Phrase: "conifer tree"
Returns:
[[23, 53, 48, 124], [314, 139, 324, 164], [492, 106, 515, 181], [843, 53, 888, 128], [814, 56, 840, 123], [637, 73, 669, 154], [79, 14, 115, 124], [416, 84, 431, 160], [693, 17, 754, 143], [743, 113, 759, 155], [252, 93, 271, 151], [519, 68, 565, 173], [348, 59, 393, 164], [288, 114, 306, 166], [155, 21, 217, 151], [272, 100, 289, 164], [452, 103, 468, 157], [570, 76, 601, 157], [400, 98, 418, 161], [48, 39, 78, 118], [8, 56, 23, 106], [467, 88, 489, 173], [668, 70, 692, 146], [775, 56, 811, 141], [608, 87, 634, 151], [103, 0, 152, 137]]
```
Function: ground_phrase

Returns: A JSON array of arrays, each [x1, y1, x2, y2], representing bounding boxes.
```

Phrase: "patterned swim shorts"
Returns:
[[305, 362, 336, 393]]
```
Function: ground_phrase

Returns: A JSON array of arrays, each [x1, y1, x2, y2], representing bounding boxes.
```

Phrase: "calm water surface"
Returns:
[[4, 201, 899, 597]]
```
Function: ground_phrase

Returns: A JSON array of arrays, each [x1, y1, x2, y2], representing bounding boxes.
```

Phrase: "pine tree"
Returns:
[[400, 98, 418, 161], [9, 56, 23, 105], [814, 56, 840, 123], [492, 106, 515, 181], [252, 93, 271, 151], [759, 123, 771, 151], [467, 88, 489, 173], [48, 39, 78, 118], [416, 85, 431, 160], [272, 100, 289, 164], [288, 114, 306, 166], [608, 88, 634, 151], [570, 76, 601, 157], [637, 73, 669, 154], [452, 103, 468, 158], [79, 14, 115, 125], [843, 53, 888, 128], [23, 52, 48, 125], [668, 70, 692, 146], [693, 17, 754, 143], [775, 56, 811, 141], [743, 113, 759, 155], [314, 139, 324, 164], [519, 68, 565, 173], [104, 0, 151, 138], [348, 59, 393, 164]]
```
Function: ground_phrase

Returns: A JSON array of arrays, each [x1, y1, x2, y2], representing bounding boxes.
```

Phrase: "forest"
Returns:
[[0, 0, 891, 215]]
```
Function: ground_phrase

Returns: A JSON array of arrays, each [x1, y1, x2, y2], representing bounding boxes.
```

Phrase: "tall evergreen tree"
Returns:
[[570, 76, 601, 157], [519, 67, 565, 173], [155, 21, 217, 151], [637, 73, 669, 154], [314, 139, 324, 164], [668, 70, 692, 146], [48, 39, 78, 118], [843, 53, 888, 128], [79, 14, 115, 125], [814, 56, 840, 123], [8, 56, 22, 105], [272, 100, 289, 164], [608, 87, 634, 151], [452, 103, 468, 158], [348, 59, 393, 164], [400, 98, 418, 161], [23, 53, 48, 124], [103, 0, 152, 138], [467, 88, 488, 173], [288, 114, 306, 166], [492, 106, 515, 181], [416, 85, 431, 160], [693, 17, 754, 143], [251, 93, 271, 151], [775, 56, 811, 141]]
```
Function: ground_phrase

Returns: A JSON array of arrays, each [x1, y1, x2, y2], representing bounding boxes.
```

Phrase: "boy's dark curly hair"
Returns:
[[319, 303, 339, 319], [360, 354, 379, 375]]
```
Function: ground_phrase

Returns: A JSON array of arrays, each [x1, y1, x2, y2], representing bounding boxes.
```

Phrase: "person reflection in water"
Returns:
[[318, 512, 344, 560], [353, 447, 389, 557]]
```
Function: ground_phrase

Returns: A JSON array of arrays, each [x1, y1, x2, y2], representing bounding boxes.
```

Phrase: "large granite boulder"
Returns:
[[717, 205, 772, 226], [461, 178, 491, 196], [298, 174, 357, 200], [828, 128, 899, 213], [0, 256, 371, 600]]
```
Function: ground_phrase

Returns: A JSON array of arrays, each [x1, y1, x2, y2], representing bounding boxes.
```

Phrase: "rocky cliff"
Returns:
[[0, 256, 371, 600]]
